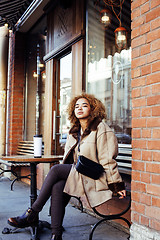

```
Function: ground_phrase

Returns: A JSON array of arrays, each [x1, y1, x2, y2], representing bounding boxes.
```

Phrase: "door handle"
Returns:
[[53, 111, 56, 140], [53, 111, 61, 140]]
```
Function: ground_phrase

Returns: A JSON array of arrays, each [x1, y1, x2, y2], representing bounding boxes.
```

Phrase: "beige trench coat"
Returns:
[[63, 121, 125, 208]]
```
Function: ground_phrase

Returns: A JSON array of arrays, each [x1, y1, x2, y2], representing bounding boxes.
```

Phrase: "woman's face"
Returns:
[[74, 98, 91, 119]]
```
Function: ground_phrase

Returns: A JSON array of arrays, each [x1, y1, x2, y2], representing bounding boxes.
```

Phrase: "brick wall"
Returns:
[[7, 32, 25, 155], [131, 0, 160, 238]]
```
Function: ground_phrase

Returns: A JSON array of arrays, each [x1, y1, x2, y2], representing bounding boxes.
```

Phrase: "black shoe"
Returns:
[[8, 208, 38, 228], [51, 234, 62, 240]]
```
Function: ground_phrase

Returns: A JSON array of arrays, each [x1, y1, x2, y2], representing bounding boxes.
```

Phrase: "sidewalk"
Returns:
[[0, 177, 129, 240]]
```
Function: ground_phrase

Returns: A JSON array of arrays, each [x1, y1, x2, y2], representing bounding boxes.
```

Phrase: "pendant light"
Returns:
[[102, 0, 127, 50], [114, 26, 127, 49], [100, 9, 111, 27]]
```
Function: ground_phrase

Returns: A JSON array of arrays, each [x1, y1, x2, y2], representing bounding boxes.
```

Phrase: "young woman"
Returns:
[[8, 93, 126, 240]]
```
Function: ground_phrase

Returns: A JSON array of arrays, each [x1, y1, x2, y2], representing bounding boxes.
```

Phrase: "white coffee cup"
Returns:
[[33, 135, 42, 158]]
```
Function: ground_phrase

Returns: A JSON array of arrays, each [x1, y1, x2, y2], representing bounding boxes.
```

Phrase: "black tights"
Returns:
[[32, 164, 72, 235]]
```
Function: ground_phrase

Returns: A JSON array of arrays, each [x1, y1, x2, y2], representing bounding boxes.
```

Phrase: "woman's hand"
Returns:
[[117, 190, 126, 199]]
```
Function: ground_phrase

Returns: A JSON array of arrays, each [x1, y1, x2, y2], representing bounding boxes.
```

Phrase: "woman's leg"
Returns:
[[50, 180, 71, 236], [32, 164, 72, 212], [8, 164, 72, 228]]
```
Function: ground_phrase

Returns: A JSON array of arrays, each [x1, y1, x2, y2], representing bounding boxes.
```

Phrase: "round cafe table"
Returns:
[[1, 155, 63, 240]]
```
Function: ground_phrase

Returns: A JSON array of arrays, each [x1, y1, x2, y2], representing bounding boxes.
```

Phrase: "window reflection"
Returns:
[[87, 0, 131, 143], [59, 53, 72, 145], [26, 31, 46, 140]]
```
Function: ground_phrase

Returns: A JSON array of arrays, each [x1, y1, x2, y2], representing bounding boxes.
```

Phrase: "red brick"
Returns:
[[7, 33, 25, 155], [147, 28, 160, 44], [142, 107, 152, 117], [147, 95, 160, 106], [151, 18, 160, 30], [146, 205, 160, 221], [152, 83, 160, 94], [131, 16, 145, 29], [140, 22, 150, 34], [131, 68, 141, 78], [152, 129, 160, 139], [140, 215, 149, 227], [150, 219, 160, 232], [141, 65, 151, 76], [146, 72, 160, 85], [132, 202, 145, 215], [148, 140, 160, 150], [132, 108, 141, 118], [141, 43, 151, 55], [152, 106, 160, 116], [141, 2, 150, 14], [147, 184, 160, 197], [146, 162, 160, 173], [132, 192, 141, 202], [152, 175, 160, 185], [142, 150, 152, 161], [132, 150, 141, 160], [132, 35, 146, 48], [132, 160, 145, 171], [131, 212, 140, 223], [132, 48, 140, 58], [132, 98, 146, 108], [131, 77, 146, 88], [132, 118, 146, 128], [146, 6, 160, 22], [153, 152, 160, 161], [140, 193, 151, 205], [132, 139, 147, 149], [147, 50, 160, 64], [131, 0, 148, 11], [141, 172, 151, 184], [132, 129, 141, 138], [142, 129, 151, 138], [151, 0, 160, 9], [152, 196, 160, 208], [152, 61, 160, 73], [132, 171, 141, 181], [132, 56, 146, 68], [152, 39, 160, 51], [132, 88, 141, 98], [134, 181, 146, 194], [132, 27, 141, 39], [131, 8, 140, 19]]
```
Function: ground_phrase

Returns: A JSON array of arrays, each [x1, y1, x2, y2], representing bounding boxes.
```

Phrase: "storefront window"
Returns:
[[59, 53, 72, 143], [87, 0, 131, 143], [25, 17, 47, 140]]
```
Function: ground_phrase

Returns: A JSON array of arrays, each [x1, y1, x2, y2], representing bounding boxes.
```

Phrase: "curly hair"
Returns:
[[67, 93, 107, 127]]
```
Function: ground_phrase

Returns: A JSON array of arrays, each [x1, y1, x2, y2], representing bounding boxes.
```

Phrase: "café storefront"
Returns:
[[23, 0, 131, 159], [2, 0, 160, 239], [1, 0, 131, 230]]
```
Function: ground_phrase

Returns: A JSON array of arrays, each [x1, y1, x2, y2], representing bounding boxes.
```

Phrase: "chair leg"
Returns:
[[11, 175, 31, 191]]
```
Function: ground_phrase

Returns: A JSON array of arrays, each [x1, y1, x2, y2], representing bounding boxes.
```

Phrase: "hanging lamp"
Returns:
[[114, 26, 127, 49], [102, 0, 127, 49], [100, 9, 111, 27]]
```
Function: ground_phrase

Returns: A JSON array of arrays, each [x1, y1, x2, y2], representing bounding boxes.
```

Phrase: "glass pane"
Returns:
[[25, 16, 47, 140], [59, 53, 72, 145], [87, 0, 131, 143]]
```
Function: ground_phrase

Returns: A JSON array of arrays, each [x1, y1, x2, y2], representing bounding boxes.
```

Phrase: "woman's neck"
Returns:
[[79, 119, 88, 132]]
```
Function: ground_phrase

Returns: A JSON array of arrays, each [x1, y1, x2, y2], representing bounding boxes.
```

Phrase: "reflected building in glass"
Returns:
[[87, 0, 131, 141]]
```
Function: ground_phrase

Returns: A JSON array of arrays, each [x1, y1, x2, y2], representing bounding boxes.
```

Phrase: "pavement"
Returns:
[[0, 177, 129, 240]]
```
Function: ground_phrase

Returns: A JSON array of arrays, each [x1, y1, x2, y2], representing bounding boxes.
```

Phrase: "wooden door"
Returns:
[[44, 40, 84, 156]]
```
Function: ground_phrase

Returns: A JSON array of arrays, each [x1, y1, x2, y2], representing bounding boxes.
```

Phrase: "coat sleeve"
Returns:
[[97, 129, 125, 193]]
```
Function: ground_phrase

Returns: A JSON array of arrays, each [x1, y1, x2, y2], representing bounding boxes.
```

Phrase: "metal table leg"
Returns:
[[30, 163, 39, 240], [30, 162, 51, 240]]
